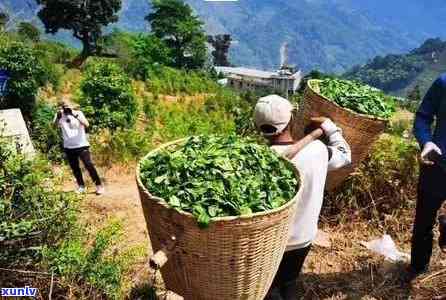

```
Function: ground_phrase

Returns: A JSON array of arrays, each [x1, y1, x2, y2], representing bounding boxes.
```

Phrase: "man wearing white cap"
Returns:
[[254, 95, 351, 300]]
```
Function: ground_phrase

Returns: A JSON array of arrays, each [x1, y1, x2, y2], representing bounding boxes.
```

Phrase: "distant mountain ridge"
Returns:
[[2, 0, 446, 73]]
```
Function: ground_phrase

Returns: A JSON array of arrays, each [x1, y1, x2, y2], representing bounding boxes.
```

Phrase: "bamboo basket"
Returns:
[[292, 79, 388, 190], [136, 139, 299, 300]]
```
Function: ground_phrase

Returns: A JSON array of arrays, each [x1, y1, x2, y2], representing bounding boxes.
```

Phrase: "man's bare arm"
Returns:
[[281, 129, 324, 159]]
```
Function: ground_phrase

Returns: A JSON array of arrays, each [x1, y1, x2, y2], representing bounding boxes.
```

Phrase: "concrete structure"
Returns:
[[0, 109, 36, 156], [215, 66, 303, 96]]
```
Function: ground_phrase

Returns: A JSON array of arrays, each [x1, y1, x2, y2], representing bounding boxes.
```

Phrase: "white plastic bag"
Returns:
[[361, 234, 410, 263]]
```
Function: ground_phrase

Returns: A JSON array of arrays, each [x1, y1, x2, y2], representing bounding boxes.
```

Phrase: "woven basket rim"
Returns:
[[136, 137, 299, 224], [307, 79, 389, 123]]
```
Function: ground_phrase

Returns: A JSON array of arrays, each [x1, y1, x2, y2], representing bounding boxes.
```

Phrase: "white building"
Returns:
[[0, 109, 36, 156], [215, 66, 303, 96]]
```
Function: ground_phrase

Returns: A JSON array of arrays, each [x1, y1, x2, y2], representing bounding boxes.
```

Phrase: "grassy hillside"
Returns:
[[345, 38, 446, 97]]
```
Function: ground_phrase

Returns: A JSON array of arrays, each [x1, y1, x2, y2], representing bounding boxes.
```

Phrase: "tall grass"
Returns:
[[147, 66, 219, 95], [324, 134, 419, 224]]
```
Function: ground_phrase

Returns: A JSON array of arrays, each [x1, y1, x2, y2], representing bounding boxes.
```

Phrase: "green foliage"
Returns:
[[0, 40, 44, 116], [345, 54, 426, 92], [43, 220, 141, 300], [129, 34, 172, 79], [147, 66, 219, 95], [31, 102, 64, 162], [403, 85, 422, 113], [91, 128, 152, 166], [33, 40, 77, 65], [36, 0, 122, 58], [78, 60, 138, 131], [139, 135, 298, 227], [0, 137, 78, 267], [325, 134, 419, 221], [315, 78, 396, 119], [146, 0, 207, 69], [0, 11, 8, 31], [344, 38, 446, 93], [17, 22, 41, 42], [156, 102, 235, 141], [204, 89, 257, 137]]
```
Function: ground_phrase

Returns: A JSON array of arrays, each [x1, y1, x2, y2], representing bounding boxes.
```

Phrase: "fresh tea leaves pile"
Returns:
[[139, 135, 298, 227], [314, 78, 396, 119]]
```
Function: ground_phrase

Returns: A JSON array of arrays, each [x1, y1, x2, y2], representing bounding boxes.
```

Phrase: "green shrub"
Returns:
[[0, 136, 78, 267], [147, 66, 219, 95], [34, 41, 77, 65], [324, 134, 419, 222], [204, 89, 257, 137], [0, 40, 44, 117], [43, 220, 142, 300], [90, 128, 153, 166], [78, 61, 138, 132], [155, 101, 235, 141], [17, 22, 41, 42], [129, 34, 172, 80], [31, 101, 64, 162]]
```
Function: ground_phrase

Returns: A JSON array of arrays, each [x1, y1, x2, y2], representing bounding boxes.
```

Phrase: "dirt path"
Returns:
[[77, 167, 446, 299], [81, 169, 149, 248]]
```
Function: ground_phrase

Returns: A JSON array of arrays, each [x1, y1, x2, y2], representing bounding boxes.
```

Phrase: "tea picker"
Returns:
[[410, 73, 446, 279]]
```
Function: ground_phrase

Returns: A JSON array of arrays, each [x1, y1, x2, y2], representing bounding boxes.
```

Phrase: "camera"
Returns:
[[63, 107, 72, 115]]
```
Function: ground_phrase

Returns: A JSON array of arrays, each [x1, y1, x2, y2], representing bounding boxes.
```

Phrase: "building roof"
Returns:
[[215, 67, 278, 79]]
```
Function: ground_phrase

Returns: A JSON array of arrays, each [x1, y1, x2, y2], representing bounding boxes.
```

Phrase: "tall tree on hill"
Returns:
[[35, 0, 121, 65], [0, 11, 9, 31], [207, 34, 232, 67], [146, 0, 207, 70]]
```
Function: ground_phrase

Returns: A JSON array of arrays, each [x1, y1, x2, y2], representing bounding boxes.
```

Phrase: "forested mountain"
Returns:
[[345, 38, 446, 97], [2, 0, 446, 73]]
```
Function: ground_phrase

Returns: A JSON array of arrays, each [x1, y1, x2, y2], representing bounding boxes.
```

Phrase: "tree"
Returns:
[[0, 11, 9, 31], [130, 34, 172, 79], [146, 0, 207, 69], [0, 41, 45, 117], [78, 60, 138, 132], [207, 34, 232, 66], [17, 22, 41, 42], [36, 0, 121, 63]]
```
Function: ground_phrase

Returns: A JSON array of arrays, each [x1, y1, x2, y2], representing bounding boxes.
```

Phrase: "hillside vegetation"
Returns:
[[345, 38, 446, 97]]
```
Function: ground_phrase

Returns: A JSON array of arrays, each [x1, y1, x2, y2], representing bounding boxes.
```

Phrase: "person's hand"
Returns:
[[310, 116, 329, 126], [421, 142, 442, 165], [304, 117, 329, 135]]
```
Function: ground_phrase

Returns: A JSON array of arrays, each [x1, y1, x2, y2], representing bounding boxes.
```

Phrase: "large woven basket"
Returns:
[[293, 79, 388, 190], [136, 139, 299, 300]]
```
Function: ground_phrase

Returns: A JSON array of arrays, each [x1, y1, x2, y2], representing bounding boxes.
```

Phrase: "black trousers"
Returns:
[[411, 164, 446, 272], [270, 245, 311, 289], [64, 147, 102, 187]]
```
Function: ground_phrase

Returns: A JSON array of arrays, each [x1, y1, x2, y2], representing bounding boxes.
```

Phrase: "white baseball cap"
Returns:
[[254, 95, 294, 136]]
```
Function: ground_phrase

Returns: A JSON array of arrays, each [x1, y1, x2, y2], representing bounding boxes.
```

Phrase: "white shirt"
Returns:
[[57, 110, 90, 149], [272, 120, 351, 250]]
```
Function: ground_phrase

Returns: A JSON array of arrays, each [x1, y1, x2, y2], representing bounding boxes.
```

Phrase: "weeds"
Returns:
[[324, 134, 419, 224], [0, 136, 79, 268], [43, 220, 145, 299]]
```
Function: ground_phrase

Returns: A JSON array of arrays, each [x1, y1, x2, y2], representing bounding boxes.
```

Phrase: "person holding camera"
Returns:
[[54, 99, 104, 195], [411, 73, 446, 279]]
